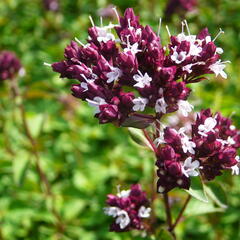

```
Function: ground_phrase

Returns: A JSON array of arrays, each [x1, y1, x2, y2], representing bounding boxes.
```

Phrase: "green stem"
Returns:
[[170, 195, 191, 232], [9, 78, 65, 234]]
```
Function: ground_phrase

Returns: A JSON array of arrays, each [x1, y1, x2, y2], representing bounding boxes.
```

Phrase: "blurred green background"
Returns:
[[0, 0, 240, 239]]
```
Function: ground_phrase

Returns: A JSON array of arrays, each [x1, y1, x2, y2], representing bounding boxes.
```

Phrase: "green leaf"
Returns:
[[185, 177, 208, 203], [121, 115, 155, 129], [156, 228, 174, 240], [204, 182, 228, 209], [63, 199, 85, 220], [26, 113, 45, 138], [12, 151, 30, 186], [128, 127, 153, 149], [185, 199, 224, 216]]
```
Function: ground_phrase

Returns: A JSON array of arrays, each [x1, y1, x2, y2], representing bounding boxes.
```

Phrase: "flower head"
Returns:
[[156, 109, 240, 193], [50, 8, 227, 128], [0, 51, 22, 81], [104, 184, 151, 232], [43, 0, 59, 11]]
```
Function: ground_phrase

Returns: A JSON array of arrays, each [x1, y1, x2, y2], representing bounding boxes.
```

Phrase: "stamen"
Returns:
[[137, 70, 143, 76], [100, 16, 103, 27], [125, 35, 130, 47], [43, 62, 51, 67], [228, 111, 236, 119], [112, 7, 120, 23], [213, 28, 224, 42], [155, 119, 166, 130], [184, 20, 191, 35], [80, 74, 88, 81], [157, 18, 162, 37], [165, 25, 171, 37], [75, 37, 86, 47], [89, 15, 95, 27], [222, 60, 231, 64], [181, 21, 185, 33], [117, 185, 121, 194]]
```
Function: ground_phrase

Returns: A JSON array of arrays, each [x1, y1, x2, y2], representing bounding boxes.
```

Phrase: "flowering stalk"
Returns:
[[170, 195, 191, 232], [49, 7, 240, 238], [9, 77, 65, 234], [0, 51, 65, 235]]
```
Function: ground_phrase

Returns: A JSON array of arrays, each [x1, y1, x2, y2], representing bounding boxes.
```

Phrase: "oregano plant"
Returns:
[[47, 8, 240, 239]]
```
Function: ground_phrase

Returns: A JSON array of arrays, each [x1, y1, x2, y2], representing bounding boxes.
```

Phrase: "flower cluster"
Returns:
[[0, 51, 22, 81], [165, 0, 197, 17], [104, 184, 151, 232], [43, 0, 59, 12], [51, 8, 227, 128], [155, 109, 240, 193]]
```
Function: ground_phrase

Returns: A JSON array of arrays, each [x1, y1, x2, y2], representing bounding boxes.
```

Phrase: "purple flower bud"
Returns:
[[165, 0, 197, 18], [165, 160, 182, 176], [197, 28, 210, 40], [64, 41, 81, 61], [117, 52, 138, 74], [218, 147, 237, 167], [164, 127, 182, 146], [157, 66, 177, 84], [43, 0, 59, 12], [71, 84, 86, 99], [98, 104, 119, 123], [0, 51, 22, 81]]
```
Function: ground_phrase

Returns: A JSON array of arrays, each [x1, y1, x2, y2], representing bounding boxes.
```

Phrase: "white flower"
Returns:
[[209, 60, 228, 79], [231, 156, 240, 175], [80, 74, 95, 92], [205, 36, 211, 43], [167, 115, 180, 126], [198, 117, 217, 137], [133, 71, 152, 88], [117, 190, 130, 198], [154, 131, 166, 147], [96, 26, 115, 43], [104, 207, 120, 217], [189, 43, 202, 57], [104, 207, 131, 229], [135, 28, 142, 36], [216, 47, 223, 54], [106, 67, 122, 83], [182, 157, 200, 177], [132, 97, 148, 112], [80, 82, 89, 92], [86, 97, 106, 113], [181, 135, 196, 154], [171, 48, 187, 64], [155, 98, 167, 114], [115, 210, 130, 229], [182, 64, 193, 74], [177, 33, 196, 43], [178, 100, 194, 117], [124, 42, 141, 55], [138, 206, 151, 218]]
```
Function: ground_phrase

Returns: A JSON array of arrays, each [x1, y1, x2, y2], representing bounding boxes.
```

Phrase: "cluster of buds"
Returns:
[[51, 8, 228, 128], [49, 7, 240, 231], [43, 0, 59, 12], [0, 51, 22, 81], [155, 109, 240, 193], [104, 184, 151, 232], [165, 0, 198, 18]]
